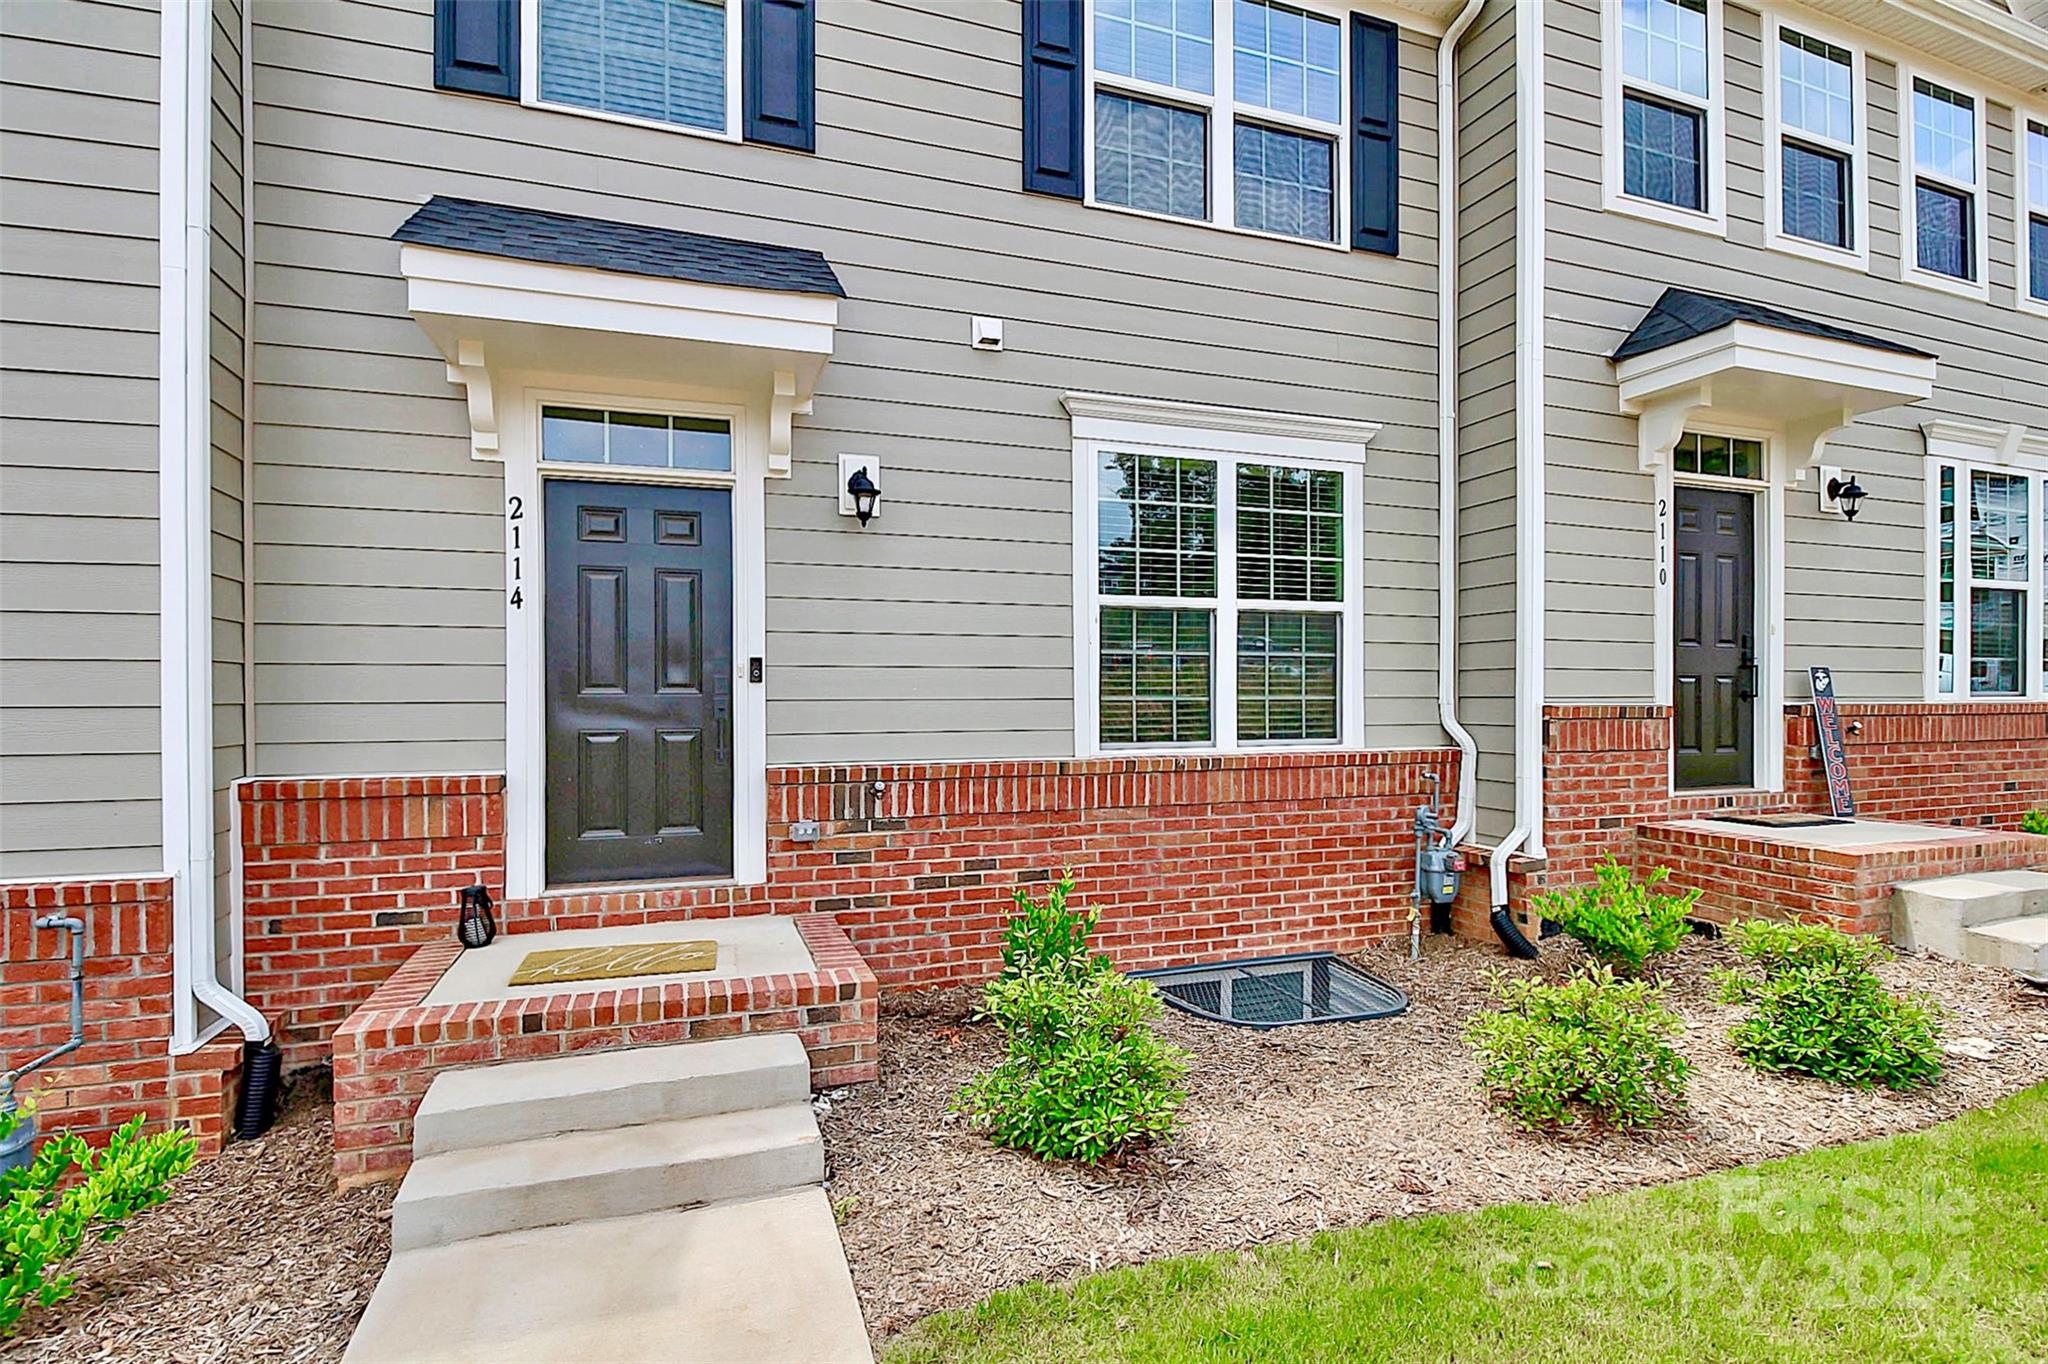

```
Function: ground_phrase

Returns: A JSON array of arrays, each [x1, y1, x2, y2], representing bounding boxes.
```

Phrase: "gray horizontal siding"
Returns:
[[1542, 0, 2048, 708], [248, 0, 1452, 772], [0, 0, 161, 878]]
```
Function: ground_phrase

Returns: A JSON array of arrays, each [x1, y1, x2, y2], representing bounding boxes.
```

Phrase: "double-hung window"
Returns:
[[527, 0, 742, 138], [1088, 0, 1347, 245], [1084, 439, 1363, 752], [2023, 117, 2048, 312], [1902, 74, 1985, 294], [1607, 0, 1723, 229], [1766, 23, 1863, 263], [1935, 462, 2048, 701]]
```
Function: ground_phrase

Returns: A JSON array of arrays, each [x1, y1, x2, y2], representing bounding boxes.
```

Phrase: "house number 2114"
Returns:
[[508, 495, 525, 609]]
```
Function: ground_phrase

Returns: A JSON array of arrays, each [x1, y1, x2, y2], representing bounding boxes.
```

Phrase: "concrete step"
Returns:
[[391, 1102, 822, 1251], [412, 1033, 810, 1157], [346, 1189, 872, 1364], [1964, 916, 2048, 977], [1891, 869, 2048, 958]]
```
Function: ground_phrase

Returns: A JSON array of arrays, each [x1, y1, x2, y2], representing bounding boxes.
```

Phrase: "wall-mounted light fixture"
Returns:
[[1819, 467, 1867, 522], [838, 453, 881, 526]]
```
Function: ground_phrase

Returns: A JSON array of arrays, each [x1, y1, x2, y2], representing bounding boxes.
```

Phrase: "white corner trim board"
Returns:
[[1492, 0, 1547, 909], [160, 0, 267, 1052]]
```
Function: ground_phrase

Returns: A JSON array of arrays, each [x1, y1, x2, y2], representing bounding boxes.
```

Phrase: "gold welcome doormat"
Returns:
[[506, 941, 720, 987]]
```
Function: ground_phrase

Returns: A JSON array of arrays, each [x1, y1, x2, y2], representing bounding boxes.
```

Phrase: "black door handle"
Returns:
[[712, 681, 732, 761], [1737, 634, 1759, 702]]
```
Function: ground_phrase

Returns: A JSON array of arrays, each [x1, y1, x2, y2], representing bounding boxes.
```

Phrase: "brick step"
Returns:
[[1964, 916, 2048, 978], [1891, 869, 2048, 959], [390, 1102, 822, 1251], [411, 1033, 810, 1157]]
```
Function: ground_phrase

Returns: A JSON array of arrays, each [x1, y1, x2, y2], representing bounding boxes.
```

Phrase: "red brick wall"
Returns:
[[1, 878, 241, 1153], [244, 750, 1459, 1063], [1539, 702, 2048, 885], [239, 776, 506, 1069]]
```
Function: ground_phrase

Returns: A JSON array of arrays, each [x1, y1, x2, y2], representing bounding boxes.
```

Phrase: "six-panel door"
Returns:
[[543, 479, 735, 883], [1672, 483, 1757, 790]]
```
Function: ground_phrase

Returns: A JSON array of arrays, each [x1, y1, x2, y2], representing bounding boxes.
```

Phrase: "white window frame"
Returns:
[[519, 0, 744, 143], [1925, 453, 2048, 705], [1066, 394, 1378, 758], [1897, 66, 1990, 301], [1081, 0, 1354, 251], [2020, 111, 2048, 319], [1762, 13, 1868, 272], [1601, 0, 1728, 236]]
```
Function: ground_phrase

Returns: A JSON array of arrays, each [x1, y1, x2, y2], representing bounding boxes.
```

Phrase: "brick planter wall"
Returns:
[[245, 749, 1459, 1066], [330, 914, 876, 1186], [240, 776, 506, 1069], [1, 877, 242, 1153]]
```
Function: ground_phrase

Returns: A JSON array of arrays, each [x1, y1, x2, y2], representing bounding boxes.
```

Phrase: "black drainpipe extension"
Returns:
[[1491, 906, 1541, 959]]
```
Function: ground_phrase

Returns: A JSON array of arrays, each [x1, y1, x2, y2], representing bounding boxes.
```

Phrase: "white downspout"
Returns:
[[161, 0, 269, 1048], [1490, 0, 1548, 909], [1437, 0, 1486, 846]]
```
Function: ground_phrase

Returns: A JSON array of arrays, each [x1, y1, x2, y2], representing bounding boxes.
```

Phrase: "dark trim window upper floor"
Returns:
[[2024, 116, 2048, 313], [1765, 19, 1866, 266], [1605, 0, 1726, 232], [1902, 71, 1987, 297]]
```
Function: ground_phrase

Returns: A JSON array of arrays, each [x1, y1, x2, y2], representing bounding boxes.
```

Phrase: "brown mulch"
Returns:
[[819, 935, 2048, 1341], [7, 1072, 394, 1364]]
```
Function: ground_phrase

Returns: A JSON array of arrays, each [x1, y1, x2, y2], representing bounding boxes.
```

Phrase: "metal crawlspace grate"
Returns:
[[1133, 952, 1407, 1029]]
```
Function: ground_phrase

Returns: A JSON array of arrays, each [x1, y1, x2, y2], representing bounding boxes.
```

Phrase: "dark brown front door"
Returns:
[[545, 479, 734, 884], [1672, 484, 1757, 789]]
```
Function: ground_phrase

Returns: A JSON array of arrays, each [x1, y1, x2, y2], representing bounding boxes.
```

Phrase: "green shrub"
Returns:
[[2, 1112, 196, 1335], [959, 968, 1188, 1163], [1714, 919, 1944, 1091], [1463, 965, 1691, 1130], [2022, 809, 2048, 836], [998, 872, 1110, 984], [1531, 857, 1700, 972]]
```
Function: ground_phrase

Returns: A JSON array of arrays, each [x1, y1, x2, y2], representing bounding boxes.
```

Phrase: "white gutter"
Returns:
[[161, 0, 269, 1049], [240, 0, 258, 778], [1490, 0, 1548, 908], [1436, 0, 1485, 846]]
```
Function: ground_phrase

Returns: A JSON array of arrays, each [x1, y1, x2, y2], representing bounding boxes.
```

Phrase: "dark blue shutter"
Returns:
[[434, 0, 519, 100], [744, 0, 816, 151], [1350, 15, 1399, 255], [1021, 0, 1084, 198]]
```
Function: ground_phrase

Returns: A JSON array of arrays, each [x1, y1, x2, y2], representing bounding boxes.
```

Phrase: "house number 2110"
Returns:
[[508, 495, 525, 609]]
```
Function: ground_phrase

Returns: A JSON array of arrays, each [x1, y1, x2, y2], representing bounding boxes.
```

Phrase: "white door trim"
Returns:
[[499, 375, 770, 900], [1651, 429, 1786, 796]]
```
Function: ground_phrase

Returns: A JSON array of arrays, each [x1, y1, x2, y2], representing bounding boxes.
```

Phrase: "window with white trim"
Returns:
[[1935, 462, 2048, 700], [1905, 75, 1982, 287], [1613, 0, 1718, 217], [1087, 0, 1347, 244], [1089, 446, 1355, 748], [1768, 24, 1860, 256], [529, 0, 740, 136], [2025, 117, 2048, 307]]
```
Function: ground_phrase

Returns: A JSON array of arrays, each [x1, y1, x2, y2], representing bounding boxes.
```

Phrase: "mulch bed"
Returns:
[[8, 1073, 394, 1364], [820, 935, 2048, 1342]]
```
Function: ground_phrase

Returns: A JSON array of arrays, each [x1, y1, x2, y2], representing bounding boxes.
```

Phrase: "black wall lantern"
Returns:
[[844, 464, 880, 526], [1826, 472, 1867, 522]]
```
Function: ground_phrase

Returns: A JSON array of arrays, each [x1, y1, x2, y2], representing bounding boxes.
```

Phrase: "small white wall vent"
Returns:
[[970, 317, 1004, 351]]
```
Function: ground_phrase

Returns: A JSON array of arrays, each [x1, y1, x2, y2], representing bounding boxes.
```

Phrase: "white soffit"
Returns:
[[1802, 0, 2048, 99], [399, 243, 839, 470], [1615, 321, 1937, 471]]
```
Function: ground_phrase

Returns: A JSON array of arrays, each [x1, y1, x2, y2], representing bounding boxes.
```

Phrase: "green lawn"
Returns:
[[886, 1084, 2048, 1364]]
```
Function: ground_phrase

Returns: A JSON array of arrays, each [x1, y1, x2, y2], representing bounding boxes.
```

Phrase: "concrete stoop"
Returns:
[[345, 1035, 872, 1363], [1892, 869, 2048, 978]]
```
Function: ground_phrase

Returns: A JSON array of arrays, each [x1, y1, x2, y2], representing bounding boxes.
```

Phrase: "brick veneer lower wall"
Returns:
[[330, 914, 877, 1186], [1540, 703, 2048, 883], [240, 776, 505, 1069], [0, 878, 242, 1153], [245, 750, 1459, 1065]]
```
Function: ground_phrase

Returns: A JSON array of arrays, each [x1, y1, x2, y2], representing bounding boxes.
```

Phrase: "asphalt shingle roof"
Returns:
[[392, 196, 845, 298], [1611, 287, 1934, 361]]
